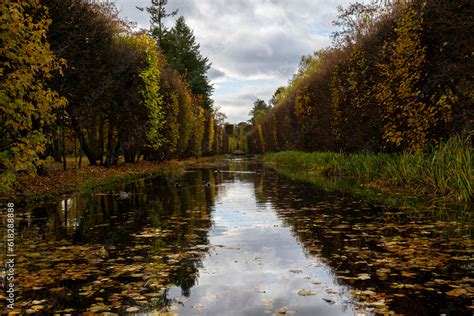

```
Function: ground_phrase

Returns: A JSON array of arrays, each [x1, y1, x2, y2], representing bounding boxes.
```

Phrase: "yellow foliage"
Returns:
[[1, 0, 66, 192], [376, 4, 434, 151]]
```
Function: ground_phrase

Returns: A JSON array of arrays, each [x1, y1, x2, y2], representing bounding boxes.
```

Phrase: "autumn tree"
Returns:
[[0, 0, 66, 192], [188, 105, 205, 156], [248, 99, 271, 126], [114, 34, 165, 164], [175, 78, 194, 157], [248, 0, 471, 154], [43, 0, 123, 165], [332, 2, 385, 47], [376, 2, 441, 151], [146, 63, 195, 161]]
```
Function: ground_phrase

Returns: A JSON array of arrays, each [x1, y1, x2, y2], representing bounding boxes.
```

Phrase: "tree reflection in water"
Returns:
[[3, 159, 472, 315]]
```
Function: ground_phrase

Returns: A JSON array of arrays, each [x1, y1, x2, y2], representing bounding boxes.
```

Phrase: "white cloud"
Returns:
[[111, 0, 361, 123], [213, 81, 283, 123]]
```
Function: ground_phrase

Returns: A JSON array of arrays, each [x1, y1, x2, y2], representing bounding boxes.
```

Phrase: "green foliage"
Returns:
[[189, 105, 205, 156], [425, 136, 472, 203], [151, 64, 194, 160], [248, 99, 271, 126], [202, 113, 215, 155], [137, 35, 165, 150], [265, 136, 472, 204], [0, 0, 66, 193], [176, 79, 194, 156], [1, 0, 224, 190], [161, 17, 213, 108]]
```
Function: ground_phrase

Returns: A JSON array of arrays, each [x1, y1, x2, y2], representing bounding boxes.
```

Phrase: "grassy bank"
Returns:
[[8, 157, 217, 203], [264, 136, 473, 210]]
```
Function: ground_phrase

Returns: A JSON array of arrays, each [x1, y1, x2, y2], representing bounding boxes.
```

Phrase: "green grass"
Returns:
[[264, 136, 473, 207]]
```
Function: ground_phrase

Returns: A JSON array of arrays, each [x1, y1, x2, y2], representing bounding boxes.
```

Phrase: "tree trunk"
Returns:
[[69, 111, 97, 166], [98, 118, 104, 165], [61, 108, 67, 171]]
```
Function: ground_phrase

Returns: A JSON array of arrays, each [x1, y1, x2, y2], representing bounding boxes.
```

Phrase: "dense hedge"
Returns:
[[248, 0, 473, 154]]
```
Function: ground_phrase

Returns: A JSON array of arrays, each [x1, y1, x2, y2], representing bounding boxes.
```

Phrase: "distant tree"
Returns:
[[0, 0, 66, 192], [188, 105, 205, 156], [175, 77, 194, 157], [202, 112, 215, 155], [213, 109, 227, 154], [248, 99, 271, 126]]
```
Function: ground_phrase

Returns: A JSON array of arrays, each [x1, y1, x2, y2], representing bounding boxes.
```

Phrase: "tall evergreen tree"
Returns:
[[141, 0, 178, 43], [161, 17, 213, 108]]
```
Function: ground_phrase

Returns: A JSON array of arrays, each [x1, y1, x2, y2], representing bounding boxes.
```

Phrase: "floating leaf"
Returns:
[[192, 304, 205, 310], [277, 306, 288, 314], [446, 289, 467, 297], [261, 299, 273, 310], [297, 289, 316, 296], [30, 305, 45, 311], [357, 273, 371, 280]]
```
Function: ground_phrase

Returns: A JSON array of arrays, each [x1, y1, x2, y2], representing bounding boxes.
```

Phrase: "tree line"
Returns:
[[1, 0, 235, 193], [247, 0, 473, 154]]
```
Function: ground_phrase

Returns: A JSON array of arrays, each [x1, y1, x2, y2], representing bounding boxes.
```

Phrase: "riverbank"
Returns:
[[264, 137, 472, 212], [7, 157, 217, 202]]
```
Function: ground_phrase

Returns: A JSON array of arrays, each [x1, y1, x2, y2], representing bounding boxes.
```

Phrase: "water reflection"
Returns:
[[254, 165, 472, 315], [169, 172, 355, 315], [2, 158, 472, 315], [6, 170, 218, 314]]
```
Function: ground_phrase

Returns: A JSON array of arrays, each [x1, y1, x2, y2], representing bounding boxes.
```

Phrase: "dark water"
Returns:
[[1, 158, 472, 315]]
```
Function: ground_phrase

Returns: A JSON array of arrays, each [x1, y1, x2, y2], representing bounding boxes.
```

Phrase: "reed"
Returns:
[[264, 136, 473, 204]]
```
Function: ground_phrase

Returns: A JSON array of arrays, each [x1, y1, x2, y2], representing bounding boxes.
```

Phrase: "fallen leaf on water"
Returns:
[[297, 289, 316, 296], [394, 293, 406, 297], [357, 273, 371, 280], [401, 271, 416, 278], [277, 306, 288, 314], [446, 288, 467, 297], [261, 299, 273, 310], [31, 306, 45, 311], [192, 304, 205, 310], [369, 300, 386, 307]]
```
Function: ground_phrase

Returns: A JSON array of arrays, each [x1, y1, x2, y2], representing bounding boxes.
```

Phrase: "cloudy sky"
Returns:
[[111, 0, 359, 123]]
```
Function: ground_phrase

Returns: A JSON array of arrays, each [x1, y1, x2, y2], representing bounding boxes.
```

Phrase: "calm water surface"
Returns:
[[1, 158, 472, 315]]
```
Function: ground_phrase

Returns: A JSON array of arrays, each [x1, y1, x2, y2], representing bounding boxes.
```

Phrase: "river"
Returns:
[[1, 158, 472, 315]]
